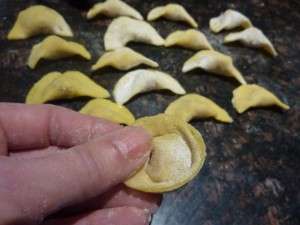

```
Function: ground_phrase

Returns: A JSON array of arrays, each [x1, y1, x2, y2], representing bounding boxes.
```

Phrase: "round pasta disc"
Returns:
[[124, 114, 206, 193]]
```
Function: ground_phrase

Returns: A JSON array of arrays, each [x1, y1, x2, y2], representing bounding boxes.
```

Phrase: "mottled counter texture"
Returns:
[[0, 0, 299, 224]]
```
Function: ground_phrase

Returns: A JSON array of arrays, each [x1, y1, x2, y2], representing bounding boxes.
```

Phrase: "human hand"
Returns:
[[0, 103, 161, 225]]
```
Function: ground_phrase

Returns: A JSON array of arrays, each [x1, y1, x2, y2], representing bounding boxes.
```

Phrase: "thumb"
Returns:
[[1, 126, 152, 224]]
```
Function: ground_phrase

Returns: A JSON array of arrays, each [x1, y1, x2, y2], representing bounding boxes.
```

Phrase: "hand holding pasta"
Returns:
[[0, 103, 161, 225]]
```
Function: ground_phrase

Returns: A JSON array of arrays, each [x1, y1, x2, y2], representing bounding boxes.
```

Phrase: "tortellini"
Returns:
[[113, 69, 186, 105], [165, 29, 213, 51], [26, 71, 109, 104], [182, 50, 247, 85], [147, 3, 198, 28], [224, 27, 278, 57], [79, 99, 135, 125], [104, 17, 165, 51], [8, 5, 73, 40], [92, 47, 158, 71], [87, 0, 143, 20], [124, 114, 206, 193], [232, 84, 289, 113], [165, 93, 233, 123], [209, 9, 252, 33], [28, 35, 91, 69]]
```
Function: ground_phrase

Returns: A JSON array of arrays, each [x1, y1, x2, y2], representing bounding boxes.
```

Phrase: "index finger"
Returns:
[[0, 103, 121, 152]]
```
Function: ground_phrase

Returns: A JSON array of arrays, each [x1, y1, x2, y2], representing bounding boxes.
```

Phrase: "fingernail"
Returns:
[[111, 126, 152, 160]]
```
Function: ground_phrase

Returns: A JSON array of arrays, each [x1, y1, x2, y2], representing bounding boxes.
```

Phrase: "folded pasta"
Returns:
[[8, 5, 73, 40], [26, 71, 109, 104], [124, 114, 206, 193]]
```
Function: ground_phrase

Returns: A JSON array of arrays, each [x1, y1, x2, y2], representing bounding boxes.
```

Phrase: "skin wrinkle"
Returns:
[[47, 105, 122, 147], [89, 137, 127, 190], [109, 130, 152, 162], [9, 146, 65, 160], [75, 121, 121, 146], [8, 132, 23, 146], [70, 125, 94, 147], [48, 106, 59, 148], [0, 104, 48, 150], [76, 127, 90, 145], [70, 146, 104, 199], [51, 135, 127, 205], [0, 109, 14, 153], [0, 124, 8, 155], [17, 108, 47, 149]]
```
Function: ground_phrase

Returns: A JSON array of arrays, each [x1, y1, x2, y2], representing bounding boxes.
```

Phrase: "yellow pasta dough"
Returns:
[[124, 114, 206, 193], [232, 84, 289, 113], [79, 99, 135, 125], [147, 3, 198, 28], [26, 71, 109, 104], [28, 35, 91, 69], [165, 93, 233, 123], [87, 0, 143, 20], [92, 47, 158, 71], [8, 5, 73, 40], [165, 29, 213, 50]]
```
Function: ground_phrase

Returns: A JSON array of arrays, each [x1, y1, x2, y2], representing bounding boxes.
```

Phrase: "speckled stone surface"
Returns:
[[0, 0, 299, 224]]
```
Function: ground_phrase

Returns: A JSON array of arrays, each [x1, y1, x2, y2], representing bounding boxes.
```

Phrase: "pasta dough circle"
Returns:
[[124, 114, 206, 193]]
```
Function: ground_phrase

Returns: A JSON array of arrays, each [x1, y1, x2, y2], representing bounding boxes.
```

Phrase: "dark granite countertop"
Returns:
[[0, 0, 299, 224]]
